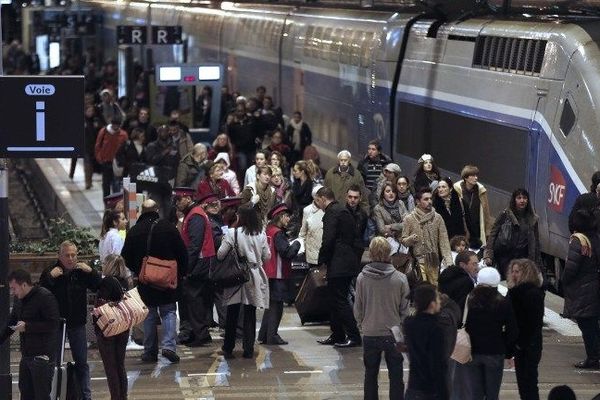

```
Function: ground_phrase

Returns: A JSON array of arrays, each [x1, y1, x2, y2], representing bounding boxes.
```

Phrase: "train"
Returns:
[[84, 0, 600, 280]]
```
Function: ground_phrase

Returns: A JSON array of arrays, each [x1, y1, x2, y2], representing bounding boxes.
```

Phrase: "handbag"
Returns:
[[93, 282, 149, 337], [451, 296, 472, 364], [139, 220, 178, 290], [210, 228, 251, 288], [493, 212, 514, 254]]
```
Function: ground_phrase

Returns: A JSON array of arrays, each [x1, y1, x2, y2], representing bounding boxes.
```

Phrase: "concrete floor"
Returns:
[[9, 307, 600, 400]]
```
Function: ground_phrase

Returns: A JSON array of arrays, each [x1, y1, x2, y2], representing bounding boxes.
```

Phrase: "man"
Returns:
[[315, 186, 362, 348], [175, 188, 216, 347], [403, 284, 448, 400], [146, 125, 181, 217], [569, 171, 600, 233], [285, 111, 312, 164], [176, 143, 209, 188], [129, 107, 157, 144], [121, 199, 188, 363], [244, 149, 269, 186], [94, 119, 128, 197], [401, 188, 453, 286], [169, 109, 189, 133], [357, 139, 392, 193], [346, 184, 369, 253], [168, 120, 194, 161], [96, 88, 125, 126], [438, 250, 478, 313], [453, 165, 493, 249], [354, 237, 410, 400], [324, 150, 368, 210], [1, 270, 60, 400], [40, 241, 102, 400]]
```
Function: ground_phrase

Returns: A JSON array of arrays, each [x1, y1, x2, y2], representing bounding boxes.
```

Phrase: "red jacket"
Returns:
[[264, 225, 292, 279], [181, 205, 215, 258], [196, 178, 235, 200], [94, 126, 128, 163]]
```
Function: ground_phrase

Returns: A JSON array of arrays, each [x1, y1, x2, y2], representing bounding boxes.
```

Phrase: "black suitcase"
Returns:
[[294, 265, 329, 325], [51, 319, 81, 400], [288, 255, 310, 304]]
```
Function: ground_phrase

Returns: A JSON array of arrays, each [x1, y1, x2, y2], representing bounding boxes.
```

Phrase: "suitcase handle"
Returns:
[[58, 318, 67, 366]]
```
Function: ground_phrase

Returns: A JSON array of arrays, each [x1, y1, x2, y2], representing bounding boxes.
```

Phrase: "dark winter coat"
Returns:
[[318, 201, 361, 278], [438, 266, 475, 314], [121, 211, 188, 307], [40, 262, 101, 328], [145, 139, 180, 180], [285, 122, 312, 154], [507, 282, 544, 350], [465, 286, 519, 358], [562, 233, 600, 319], [438, 295, 461, 359], [115, 140, 146, 178], [357, 153, 392, 192], [323, 164, 369, 211], [568, 192, 600, 233], [347, 204, 369, 250], [414, 170, 439, 192], [432, 192, 468, 239], [0, 286, 60, 359], [292, 179, 313, 210]]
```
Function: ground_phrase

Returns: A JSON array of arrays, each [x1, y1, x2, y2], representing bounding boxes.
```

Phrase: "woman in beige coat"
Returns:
[[217, 203, 271, 359]]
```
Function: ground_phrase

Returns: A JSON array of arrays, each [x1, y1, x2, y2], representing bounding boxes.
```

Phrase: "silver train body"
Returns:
[[87, 0, 600, 265]]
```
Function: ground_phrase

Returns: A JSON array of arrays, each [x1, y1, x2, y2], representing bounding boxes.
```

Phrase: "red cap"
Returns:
[[267, 203, 291, 220], [172, 187, 195, 199], [103, 192, 123, 209], [220, 196, 242, 208], [198, 192, 219, 205]]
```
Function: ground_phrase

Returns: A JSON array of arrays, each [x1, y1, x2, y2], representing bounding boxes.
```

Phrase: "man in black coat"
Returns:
[[121, 199, 188, 363], [1, 269, 60, 400], [315, 186, 362, 348], [438, 250, 478, 314], [568, 171, 600, 233], [346, 184, 369, 252], [40, 241, 101, 400]]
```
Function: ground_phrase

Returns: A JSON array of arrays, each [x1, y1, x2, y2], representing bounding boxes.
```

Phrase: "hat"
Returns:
[[198, 192, 219, 205], [214, 152, 231, 167], [103, 192, 123, 209], [383, 163, 401, 174], [418, 154, 433, 163], [100, 88, 112, 97], [312, 184, 323, 199], [267, 203, 291, 220], [172, 187, 195, 199], [477, 267, 501, 287], [221, 196, 242, 208]]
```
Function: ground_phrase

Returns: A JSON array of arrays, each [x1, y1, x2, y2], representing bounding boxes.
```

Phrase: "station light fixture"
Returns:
[[198, 66, 220, 81], [158, 66, 182, 82]]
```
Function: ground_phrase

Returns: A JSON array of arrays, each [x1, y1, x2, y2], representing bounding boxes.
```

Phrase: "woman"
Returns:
[[292, 160, 314, 211], [372, 182, 407, 238], [217, 204, 271, 358], [241, 165, 276, 221], [208, 133, 237, 170], [197, 162, 235, 200], [396, 176, 415, 212], [214, 152, 241, 195], [432, 177, 468, 240], [463, 267, 518, 400], [414, 154, 441, 192], [298, 185, 324, 267], [99, 209, 127, 264], [303, 146, 325, 183], [484, 188, 542, 279], [94, 254, 130, 400], [259, 204, 301, 345], [266, 130, 291, 162], [115, 127, 146, 179], [270, 166, 292, 207], [562, 208, 600, 369], [269, 150, 289, 178], [373, 163, 402, 205], [507, 259, 545, 400]]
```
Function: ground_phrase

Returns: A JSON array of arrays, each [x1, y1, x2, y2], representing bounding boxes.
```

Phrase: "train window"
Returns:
[[313, 27, 324, 59], [395, 101, 528, 192], [322, 27, 333, 60], [340, 29, 353, 65], [305, 25, 315, 57], [360, 31, 375, 68], [330, 29, 343, 62], [559, 98, 576, 137], [349, 31, 361, 66]]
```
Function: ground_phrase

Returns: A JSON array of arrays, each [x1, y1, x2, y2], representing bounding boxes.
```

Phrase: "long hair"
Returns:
[[379, 182, 397, 204], [509, 188, 534, 216], [237, 203, 262, 235], [506, 258, 542, 288], [102, 254, 129, 280], [101, 210, 122, 239]]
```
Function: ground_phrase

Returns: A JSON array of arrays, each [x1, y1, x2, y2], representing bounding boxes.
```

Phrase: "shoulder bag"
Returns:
[[139, 220, 178, 290], [493, 212, 514, 255], [451, 295, 472, 364], [93, 280, 149, 337], [210, 228, 250, 288]]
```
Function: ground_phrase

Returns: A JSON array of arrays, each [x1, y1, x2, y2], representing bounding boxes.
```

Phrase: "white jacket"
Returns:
[[298, 202, 324, 265]]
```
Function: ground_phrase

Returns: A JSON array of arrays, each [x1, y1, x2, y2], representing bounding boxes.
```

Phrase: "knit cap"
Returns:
[[477, 267, 500, 287]]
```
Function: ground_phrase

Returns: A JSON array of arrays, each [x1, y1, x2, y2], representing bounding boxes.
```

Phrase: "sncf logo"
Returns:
[[548, 165, 566, 213]]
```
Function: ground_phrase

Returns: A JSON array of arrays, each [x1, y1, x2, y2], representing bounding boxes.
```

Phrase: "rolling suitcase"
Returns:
[[288, 255, 310, 304], [51, 319, 68, 400], [294, 265, 329, 325]]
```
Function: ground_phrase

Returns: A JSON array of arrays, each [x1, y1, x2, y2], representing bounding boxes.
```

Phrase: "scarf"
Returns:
[[413, 207, 438, 256], [289, 119, 303, 151], [273, 180, 289, 202], [256, 181, 274, 216], [383, 199, 403, 222], [209, 178, 225, 198]]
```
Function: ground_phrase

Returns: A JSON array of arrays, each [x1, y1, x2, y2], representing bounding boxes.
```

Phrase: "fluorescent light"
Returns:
[[159, 67, 181, 82], [198, 66, 220, 81], [49, 42, 60, 69]]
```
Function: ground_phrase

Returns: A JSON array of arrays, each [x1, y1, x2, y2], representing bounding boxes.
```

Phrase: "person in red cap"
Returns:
[[220, 196, 243, 227], [175, 187, 216, 347], [258, 204, 301, 345]]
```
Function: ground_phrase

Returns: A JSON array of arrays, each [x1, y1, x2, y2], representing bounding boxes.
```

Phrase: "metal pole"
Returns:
[[0, 5, 12, 400]]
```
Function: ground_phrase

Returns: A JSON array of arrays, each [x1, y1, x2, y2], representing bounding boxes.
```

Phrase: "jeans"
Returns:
[[67, 325, 92, 400], [223, 303, 256, 355], [96, 330, 129, 400], [327, 276, 361, 342], [577, 317, 600, 360], [144, 303, 177, 355], [514, 338, 542, 400], [101, 162, 119, 198], [363, 336, 404, 400], [451, 361, 471, 400], [464, 354, 504, 400], [19, 356, 54, 400]]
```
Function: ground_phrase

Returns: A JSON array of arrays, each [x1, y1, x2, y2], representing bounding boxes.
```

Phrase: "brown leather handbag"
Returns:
[[139, 220, 178, 290]]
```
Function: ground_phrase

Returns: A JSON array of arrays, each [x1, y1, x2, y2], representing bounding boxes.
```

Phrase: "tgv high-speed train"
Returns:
[[86, 0, 600, 276]]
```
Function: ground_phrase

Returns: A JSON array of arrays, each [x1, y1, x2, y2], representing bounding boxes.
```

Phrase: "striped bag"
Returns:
[[93, 287, 149, 337]]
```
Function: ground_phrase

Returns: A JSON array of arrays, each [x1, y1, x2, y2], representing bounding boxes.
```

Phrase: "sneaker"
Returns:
[[126, 340, 145, 351], [141, 353, 158, 363], [161, 349, 180, 363]]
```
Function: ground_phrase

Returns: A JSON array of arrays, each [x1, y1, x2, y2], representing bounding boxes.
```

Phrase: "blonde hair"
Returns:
[[369, 236, 392, 263], [270, 166, 282, 176], [506, 258, 542, 288], [102, 254, 129, 280]]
